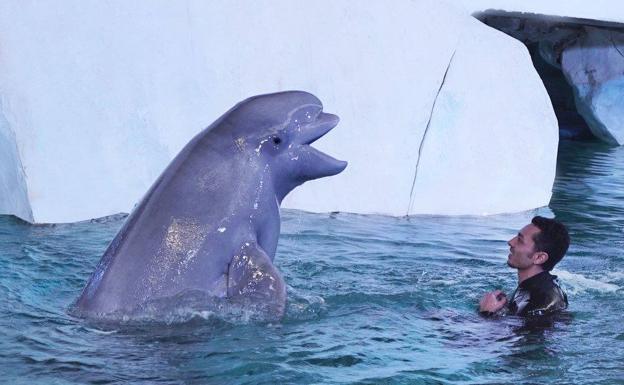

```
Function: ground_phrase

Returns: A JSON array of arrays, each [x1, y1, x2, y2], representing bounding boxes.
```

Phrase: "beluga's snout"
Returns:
[[283, 108, 347, 183], [293, 111, 340, 146]]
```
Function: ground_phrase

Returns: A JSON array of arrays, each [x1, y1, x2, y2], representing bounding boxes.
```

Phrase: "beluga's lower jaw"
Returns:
[[74, 91, 347, 321]]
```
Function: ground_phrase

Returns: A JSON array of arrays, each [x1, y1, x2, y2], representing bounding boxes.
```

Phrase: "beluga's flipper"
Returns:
[[227, 242, 286, 318]]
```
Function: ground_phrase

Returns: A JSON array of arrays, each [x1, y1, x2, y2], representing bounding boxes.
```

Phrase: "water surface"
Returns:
[[1, 140, 622, 384]]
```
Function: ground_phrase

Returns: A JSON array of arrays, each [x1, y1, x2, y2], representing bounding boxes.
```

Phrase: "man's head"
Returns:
[[507, 216, 570, 272]]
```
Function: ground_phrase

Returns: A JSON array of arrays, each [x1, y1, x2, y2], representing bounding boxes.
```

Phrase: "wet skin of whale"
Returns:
[[75, 91, 347, 318]]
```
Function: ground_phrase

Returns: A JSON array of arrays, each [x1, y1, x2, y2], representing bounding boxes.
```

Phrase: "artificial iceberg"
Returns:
[[0, 0, 558, 222]]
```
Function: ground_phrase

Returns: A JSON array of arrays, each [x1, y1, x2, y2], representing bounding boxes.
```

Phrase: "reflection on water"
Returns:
[[0, 139, 622, 384]]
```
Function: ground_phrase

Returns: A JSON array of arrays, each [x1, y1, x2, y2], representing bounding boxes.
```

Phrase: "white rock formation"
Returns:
[[407, 18, 558, 215], [0, 105, 32, 222], [285, 15, 559, 216], [0, 0, 558, 222], [561, 27, 624, 145]]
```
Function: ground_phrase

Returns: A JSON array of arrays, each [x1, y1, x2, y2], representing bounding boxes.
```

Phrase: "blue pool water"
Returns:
[[1, 140, 623, 384]]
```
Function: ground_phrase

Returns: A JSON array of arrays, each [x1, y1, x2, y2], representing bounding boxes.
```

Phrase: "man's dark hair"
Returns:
[[531, 216, 570, 271]]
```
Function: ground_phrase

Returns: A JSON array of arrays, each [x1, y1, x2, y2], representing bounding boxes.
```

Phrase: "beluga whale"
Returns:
[[75, 91, 347, 320]]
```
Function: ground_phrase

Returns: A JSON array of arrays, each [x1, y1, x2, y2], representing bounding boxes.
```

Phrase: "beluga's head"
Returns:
[[222, 91, 348, 202]]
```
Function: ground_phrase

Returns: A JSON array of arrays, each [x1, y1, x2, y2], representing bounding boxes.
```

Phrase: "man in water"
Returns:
[[479, 216, 570, 317]]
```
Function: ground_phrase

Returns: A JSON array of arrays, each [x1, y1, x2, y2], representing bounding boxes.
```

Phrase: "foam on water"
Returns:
[[69, 286, 326, 327], [554, 270, 621, 294]]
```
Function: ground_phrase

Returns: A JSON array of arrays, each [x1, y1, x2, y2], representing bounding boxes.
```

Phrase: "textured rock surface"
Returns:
[[0, 0, 558, 222], [561, 27, 624, 145], [457, 0, 624, 23], [477, 12, 624, 144]]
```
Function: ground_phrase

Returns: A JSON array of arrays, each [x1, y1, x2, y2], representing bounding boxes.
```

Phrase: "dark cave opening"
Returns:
[[527, 42, 594, 141]]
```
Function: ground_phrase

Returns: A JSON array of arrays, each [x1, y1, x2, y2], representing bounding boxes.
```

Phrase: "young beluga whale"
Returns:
[[75, 91, 347, 320]]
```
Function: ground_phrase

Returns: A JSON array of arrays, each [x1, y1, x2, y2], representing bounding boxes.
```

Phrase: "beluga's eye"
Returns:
[[273, 136, 282, 145]]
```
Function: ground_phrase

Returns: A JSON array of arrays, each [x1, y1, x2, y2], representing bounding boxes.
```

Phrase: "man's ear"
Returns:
[[532, 251, 549, 266]]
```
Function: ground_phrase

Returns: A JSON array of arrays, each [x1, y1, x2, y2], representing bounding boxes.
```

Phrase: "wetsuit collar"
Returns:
[[519, 271, 554, 290]]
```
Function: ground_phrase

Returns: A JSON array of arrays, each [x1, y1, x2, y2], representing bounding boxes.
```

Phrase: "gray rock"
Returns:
[[561, 26, 624, 145]]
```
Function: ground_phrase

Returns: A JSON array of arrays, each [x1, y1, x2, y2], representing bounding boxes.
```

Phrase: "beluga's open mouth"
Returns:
[[290, 108, 347, 180]]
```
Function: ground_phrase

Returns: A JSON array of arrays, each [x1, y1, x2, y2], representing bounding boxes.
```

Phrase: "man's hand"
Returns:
[[479, 290, 507, 313]]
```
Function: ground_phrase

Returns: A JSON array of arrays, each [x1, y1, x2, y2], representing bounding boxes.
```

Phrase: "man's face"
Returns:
[[507, 224, 541, 270]]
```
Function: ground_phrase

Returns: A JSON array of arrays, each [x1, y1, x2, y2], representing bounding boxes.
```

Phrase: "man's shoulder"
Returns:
[[533, 273, 566, 294], [524, 273, 568, 316]]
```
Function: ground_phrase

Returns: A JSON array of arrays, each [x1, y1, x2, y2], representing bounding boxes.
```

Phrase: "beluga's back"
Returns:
[[75, 91, 347, 320]]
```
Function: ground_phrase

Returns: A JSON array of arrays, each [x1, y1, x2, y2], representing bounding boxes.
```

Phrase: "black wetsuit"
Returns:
[[507, 271, 568, 317]]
